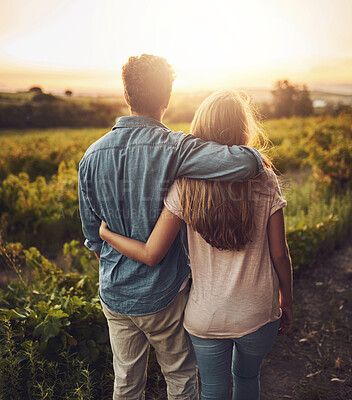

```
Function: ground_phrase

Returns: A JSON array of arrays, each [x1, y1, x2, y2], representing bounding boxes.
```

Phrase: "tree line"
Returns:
[[0, 80, 344, 129], [0, 87, 125, 129]]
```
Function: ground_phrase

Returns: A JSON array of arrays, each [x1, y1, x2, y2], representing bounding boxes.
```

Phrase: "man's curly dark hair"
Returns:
[[122, 54, 175, 115]]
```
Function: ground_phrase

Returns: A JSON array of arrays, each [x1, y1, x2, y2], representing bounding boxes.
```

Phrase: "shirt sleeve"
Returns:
[[175, 132, 264, 182], [78, 160, 103, 253], [268, 170, 287, 216], [163, 181, 184, 220]]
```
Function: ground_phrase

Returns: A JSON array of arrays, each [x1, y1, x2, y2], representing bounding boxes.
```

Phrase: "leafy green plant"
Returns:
[[0, 127, 104, 180], [63, 240, 98, 274], [284, 178, 352, 269], [304, 112, 352, 190], [0, 161, 82, 253], [0, 241, 113, 399], [286, 214, 339, 269]]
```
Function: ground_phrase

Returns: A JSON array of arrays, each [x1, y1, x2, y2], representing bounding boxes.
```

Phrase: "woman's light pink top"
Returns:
[[164, 168, 287, 338]]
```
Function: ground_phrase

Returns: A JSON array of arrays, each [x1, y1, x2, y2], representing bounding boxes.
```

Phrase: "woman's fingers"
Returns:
[[99, 220, 108, 240]]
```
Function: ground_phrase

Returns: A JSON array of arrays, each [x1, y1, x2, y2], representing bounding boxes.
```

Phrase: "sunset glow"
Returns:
[[0, 0, 351, 94]]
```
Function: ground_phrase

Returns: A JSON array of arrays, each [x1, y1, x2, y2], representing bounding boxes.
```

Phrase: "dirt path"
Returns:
[[261, 243, 352, 400]]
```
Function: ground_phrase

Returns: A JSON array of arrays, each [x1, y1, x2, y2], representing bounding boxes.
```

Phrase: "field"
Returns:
[[0, 113, 352, 399]]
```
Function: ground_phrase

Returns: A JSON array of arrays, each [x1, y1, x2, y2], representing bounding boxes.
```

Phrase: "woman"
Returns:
[[99, 90, 293, 400]]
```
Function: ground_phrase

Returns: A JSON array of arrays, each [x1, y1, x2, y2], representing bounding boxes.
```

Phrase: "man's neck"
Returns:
[[130, 110, 164, 122]]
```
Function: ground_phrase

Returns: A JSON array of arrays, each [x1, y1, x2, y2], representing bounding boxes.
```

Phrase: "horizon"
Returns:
[[0, 0, 351, 95], [2, 83, 352, 100]]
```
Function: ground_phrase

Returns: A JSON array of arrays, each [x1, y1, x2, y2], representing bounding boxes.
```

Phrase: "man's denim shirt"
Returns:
[[79, 116, 264, 315]]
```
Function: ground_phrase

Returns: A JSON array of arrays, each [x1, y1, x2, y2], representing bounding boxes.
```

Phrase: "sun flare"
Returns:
[[0, 0, 351, 93]]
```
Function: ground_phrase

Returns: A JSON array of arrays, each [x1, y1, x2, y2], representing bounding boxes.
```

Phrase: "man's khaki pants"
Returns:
[[101, 284, 198, 400]]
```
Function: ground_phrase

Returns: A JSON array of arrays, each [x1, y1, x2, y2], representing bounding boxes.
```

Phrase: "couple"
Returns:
[[79, 54, 293, 400]]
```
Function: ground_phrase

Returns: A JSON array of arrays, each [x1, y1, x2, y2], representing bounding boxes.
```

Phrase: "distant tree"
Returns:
[[271, 80, 296, 118], [65, 90, 73, 96], [29, 86, 43, 94], [271, 80, 313, 118], [293, 84, 313, 116]]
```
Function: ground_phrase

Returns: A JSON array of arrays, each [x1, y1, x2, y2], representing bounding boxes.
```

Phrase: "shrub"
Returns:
[[0, 127, 104, 181], [0, 239, 114, 399], [0, 161, 82, 254], [304, 112, 352, 190], [284, 178, 352, 270]]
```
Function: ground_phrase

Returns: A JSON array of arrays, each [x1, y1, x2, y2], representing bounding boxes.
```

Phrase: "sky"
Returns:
[[0, 0, 351, 94]]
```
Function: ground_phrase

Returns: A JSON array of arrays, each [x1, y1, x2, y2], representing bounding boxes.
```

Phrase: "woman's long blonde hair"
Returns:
[[178, 90, 272, 251]]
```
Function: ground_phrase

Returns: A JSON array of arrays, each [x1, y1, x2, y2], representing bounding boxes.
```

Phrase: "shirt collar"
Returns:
[[112, 116, 168, 130]]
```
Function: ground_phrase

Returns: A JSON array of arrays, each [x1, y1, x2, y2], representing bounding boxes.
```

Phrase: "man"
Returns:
[[79, 54, 263, 399]]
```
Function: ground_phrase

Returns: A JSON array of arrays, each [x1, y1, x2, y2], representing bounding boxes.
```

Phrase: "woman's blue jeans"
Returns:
[[189, 319, 280, 400]]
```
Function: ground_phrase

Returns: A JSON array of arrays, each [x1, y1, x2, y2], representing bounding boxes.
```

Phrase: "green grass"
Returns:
[[284, 176, 352, 229]]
